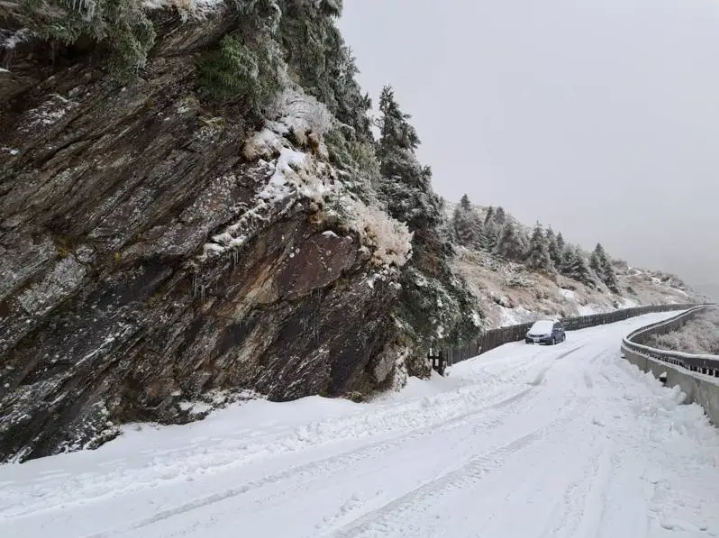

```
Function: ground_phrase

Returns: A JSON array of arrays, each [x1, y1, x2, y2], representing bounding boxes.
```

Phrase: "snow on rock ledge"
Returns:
[[202, 90, 412, 272]]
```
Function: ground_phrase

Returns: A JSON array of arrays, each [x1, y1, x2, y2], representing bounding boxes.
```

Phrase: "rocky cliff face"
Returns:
[[0, 10, 413, 462]]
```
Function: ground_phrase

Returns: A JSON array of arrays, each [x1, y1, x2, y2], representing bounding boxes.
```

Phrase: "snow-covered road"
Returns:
[[2, 311, 719, 538]]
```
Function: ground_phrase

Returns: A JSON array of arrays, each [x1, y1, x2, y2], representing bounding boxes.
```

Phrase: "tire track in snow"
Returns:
[[534, 435, 605, 538], [525, 345, 620, 538], [318, 412, 579, 538], [525, 344, 588, 387], [3, 347, 573, 521], [251, 386, 538, 516], [83, 344, 590, 538], [76, 378, 549, 538]]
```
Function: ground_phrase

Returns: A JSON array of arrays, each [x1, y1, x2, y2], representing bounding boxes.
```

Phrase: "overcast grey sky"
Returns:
[[339, 0, 719, 288]]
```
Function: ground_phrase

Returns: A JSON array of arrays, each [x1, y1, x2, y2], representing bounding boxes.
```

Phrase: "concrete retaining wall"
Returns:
[[621, 307, 719, 426]]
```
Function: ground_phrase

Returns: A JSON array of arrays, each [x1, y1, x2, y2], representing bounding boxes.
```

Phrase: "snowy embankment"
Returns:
[[650, 306, 719, 355], [2, 312, 719, 538], [453, 248, 695, 329]]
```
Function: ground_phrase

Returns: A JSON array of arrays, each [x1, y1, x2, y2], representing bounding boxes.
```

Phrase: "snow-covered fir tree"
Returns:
[[603, 259, 619, 292], [590, 243, 619, 292], [516, 225, 530, 256], [561, 245, 594, 287], [483, 206, 496, 226], [376, 87, 440, 229], [376, 86, 479, 350], [546, 227, 562, 268], [452, 194, 482, 248], [478, 206, 502, 251], [560, 245, 576, 273], [494, 206, 507, 227], [479, 220, 500, 251], [493, 220, 525, 262], [589, 244, 603, 274], [525, 222, 553, 271]]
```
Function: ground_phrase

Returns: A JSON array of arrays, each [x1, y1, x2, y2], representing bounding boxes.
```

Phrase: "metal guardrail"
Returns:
[[434, 303, 700, 372], [621, 305, 719, 378]]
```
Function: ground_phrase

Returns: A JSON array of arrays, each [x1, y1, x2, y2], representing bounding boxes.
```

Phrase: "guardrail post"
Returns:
[[427, 348, 447, 376]]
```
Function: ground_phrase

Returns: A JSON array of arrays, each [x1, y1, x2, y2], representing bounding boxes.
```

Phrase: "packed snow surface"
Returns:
[[2, 312, 719, 538]]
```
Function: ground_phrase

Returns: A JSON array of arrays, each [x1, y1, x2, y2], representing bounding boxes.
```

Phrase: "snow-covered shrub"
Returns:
[[504, 270, 535, 289], [343, 201, 412, 268]]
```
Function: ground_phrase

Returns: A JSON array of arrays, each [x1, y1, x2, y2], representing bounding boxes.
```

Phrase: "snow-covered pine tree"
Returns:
[[546, 227, 562, 268], [561, 245, 594, 287], [602, 257, 619, 292], [556, 232, 565, 254], [376, 86, 480, 352], [435, 196, 457, 247], [376, 87, 440, 230], [525, 222, 552, 271], [494, 206, 507, 227], [516, 225, 530, 256], [483, 206, 495, 226], [558, 244, 575, 275], [589, 243, 602, 274], [479, 220, 499, 251], [279, 0, 371, 135], [560, 244, 576, 275], [493, 220, 525, 262], [479, 205, 504, 251], [574, 248, 595, 287], [479, 224, 498, 252], [452, 194, 482, 248], [590, 243, 619, 292]]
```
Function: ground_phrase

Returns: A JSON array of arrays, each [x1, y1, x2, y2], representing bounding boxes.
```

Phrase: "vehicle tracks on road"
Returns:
[[320, 412, 580, 538], [77, 378, 550, 538]]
